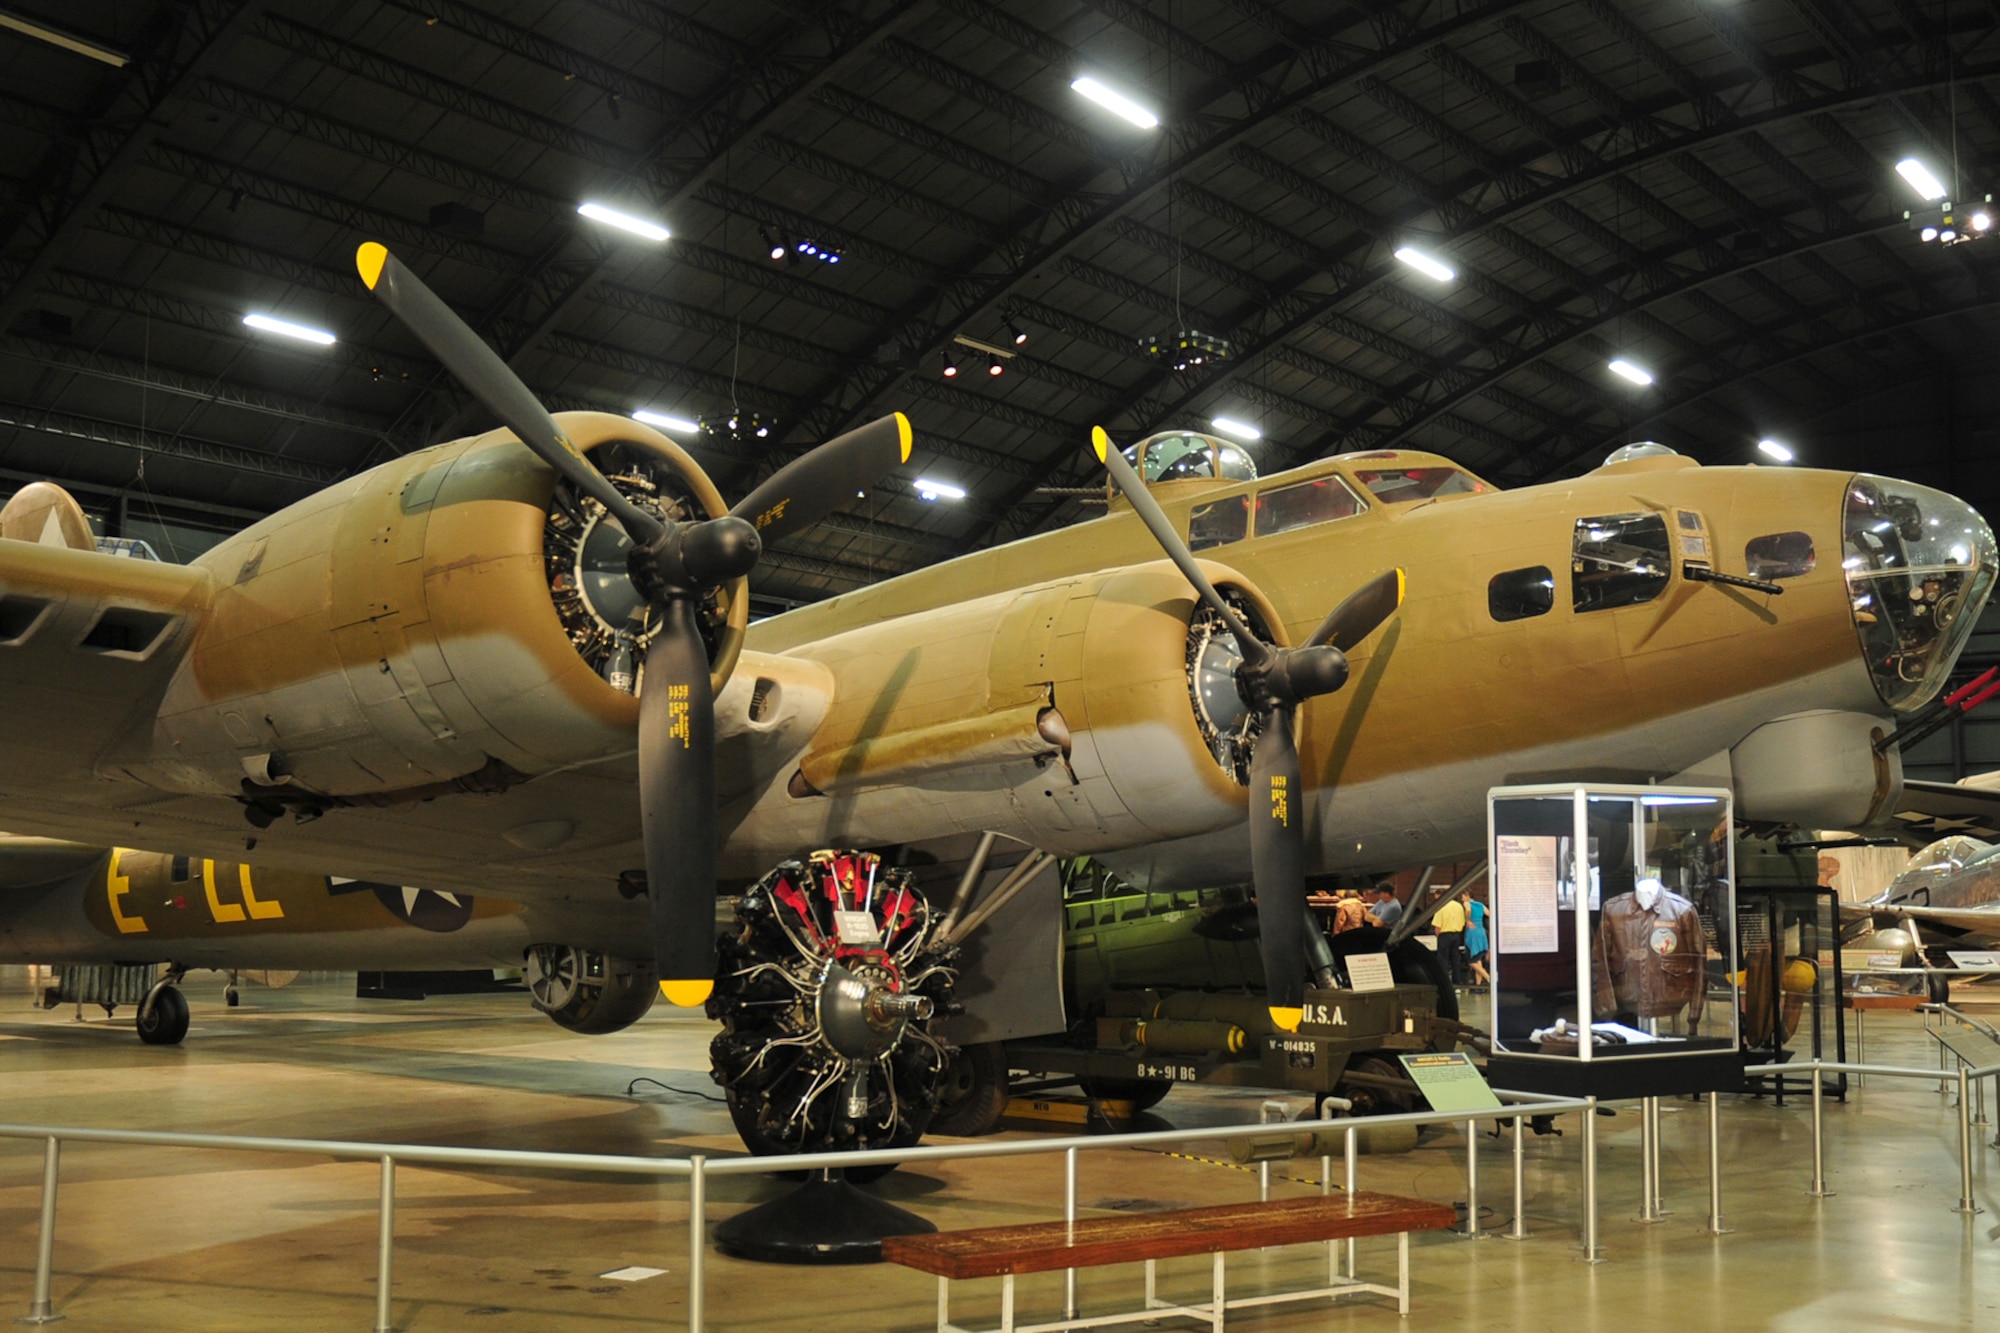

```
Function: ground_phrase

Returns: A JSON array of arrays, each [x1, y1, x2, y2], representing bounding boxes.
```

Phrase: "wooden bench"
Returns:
[[881, 1191, 1456, 1333]]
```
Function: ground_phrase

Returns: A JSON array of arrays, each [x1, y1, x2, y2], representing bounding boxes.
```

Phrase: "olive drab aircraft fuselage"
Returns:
[[0, 419, 1992, 973]]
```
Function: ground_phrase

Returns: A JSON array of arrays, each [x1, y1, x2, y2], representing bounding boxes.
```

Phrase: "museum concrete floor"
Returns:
[[1, 969, 1996, 1332]]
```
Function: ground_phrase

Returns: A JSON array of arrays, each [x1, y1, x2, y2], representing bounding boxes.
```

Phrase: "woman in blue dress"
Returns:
[[1463, 892, 1489, 988]]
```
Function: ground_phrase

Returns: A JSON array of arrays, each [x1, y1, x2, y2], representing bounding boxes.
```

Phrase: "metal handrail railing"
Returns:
[[1743, 1057, 2000, 1212], [0, 1090, 1598, 1332]]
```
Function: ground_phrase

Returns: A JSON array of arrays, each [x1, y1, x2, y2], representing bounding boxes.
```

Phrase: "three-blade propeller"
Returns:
[[358, 242, 911, 1005], [1091, 427, 1403, 1030]]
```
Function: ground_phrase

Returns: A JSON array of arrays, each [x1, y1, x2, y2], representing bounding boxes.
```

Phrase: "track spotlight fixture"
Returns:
[[1008, 321, 1028, 346], [760, 226, 786, 261], [941, 351, 959, 378], [987, 354, 1003, 377]]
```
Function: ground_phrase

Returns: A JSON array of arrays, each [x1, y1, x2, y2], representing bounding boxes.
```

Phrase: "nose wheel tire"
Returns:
[[929, 1043, 1010, 1137]]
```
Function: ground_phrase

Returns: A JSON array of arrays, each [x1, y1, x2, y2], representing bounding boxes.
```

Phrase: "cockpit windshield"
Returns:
[[1122, 431, 1257, 484], [1352, 466, 1488, 503], [1843, 475, 1997, 711]]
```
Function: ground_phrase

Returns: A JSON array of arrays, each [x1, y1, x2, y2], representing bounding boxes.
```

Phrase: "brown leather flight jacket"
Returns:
[[1591, 890, 1706, 1023]]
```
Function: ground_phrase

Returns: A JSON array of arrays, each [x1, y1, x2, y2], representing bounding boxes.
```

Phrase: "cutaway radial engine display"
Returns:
[[709, 851, 958, 1168]]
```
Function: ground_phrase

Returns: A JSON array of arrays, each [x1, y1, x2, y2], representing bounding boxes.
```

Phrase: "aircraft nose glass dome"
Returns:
[[1842, 475, 1999, 711], [1123, 432, 1258, 484]]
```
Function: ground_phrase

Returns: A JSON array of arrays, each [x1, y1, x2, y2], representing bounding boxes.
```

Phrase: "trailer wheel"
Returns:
[[930, 1043, 1010, 1137]]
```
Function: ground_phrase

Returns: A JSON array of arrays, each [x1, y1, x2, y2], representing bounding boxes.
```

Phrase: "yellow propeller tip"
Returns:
[[1090, 425, 1111, 463], [893, 412, 913, 463], [1268, 1006, 1304, 1033], [1394, 568, 1406, 605], [659, 979, 713, 1007], [355, 242, 388, 290]]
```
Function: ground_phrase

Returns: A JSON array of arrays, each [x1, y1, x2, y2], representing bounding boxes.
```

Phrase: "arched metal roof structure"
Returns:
[[3, 0, 1997, 603]]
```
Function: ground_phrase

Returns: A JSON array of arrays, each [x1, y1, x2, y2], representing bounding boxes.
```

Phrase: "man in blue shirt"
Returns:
[[1366, 883, 1403, 930]]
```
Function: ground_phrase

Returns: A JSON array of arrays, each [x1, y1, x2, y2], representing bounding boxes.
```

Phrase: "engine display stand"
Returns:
[[713, 1169, 937, 1264]]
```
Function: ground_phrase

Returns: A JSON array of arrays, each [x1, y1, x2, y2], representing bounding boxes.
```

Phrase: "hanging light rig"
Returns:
[[1908, 195, 1994, 245]]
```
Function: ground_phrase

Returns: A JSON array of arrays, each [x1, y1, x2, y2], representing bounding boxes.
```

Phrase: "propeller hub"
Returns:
[[628, 515, 762, 602]]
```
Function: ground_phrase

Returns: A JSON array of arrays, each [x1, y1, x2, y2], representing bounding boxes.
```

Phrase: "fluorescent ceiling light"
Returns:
[[1895, 158, 1947, 201], [1393, 246, 1455, 282], [577, 202, 670, 241], [1210, 417, 1262, 441], [1071, 77, 1159, 129], [1607, 358, 1654, 387], [1756, 438, 1794, 463], [914, 478, 966, 501], [243, 313, 335, 346], [0, 12, 128, 67], [633, 409, 698, 434]]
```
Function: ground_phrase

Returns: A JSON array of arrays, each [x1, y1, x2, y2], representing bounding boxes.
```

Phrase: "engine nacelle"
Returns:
[[738, 560, 1283, 863], [141, 413, 746, 806], [525, 944, 659, 1034]]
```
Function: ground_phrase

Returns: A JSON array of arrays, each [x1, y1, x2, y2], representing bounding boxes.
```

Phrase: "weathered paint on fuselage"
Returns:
[[0, 424, 1935, 916], [742, 448, 1875, 882]]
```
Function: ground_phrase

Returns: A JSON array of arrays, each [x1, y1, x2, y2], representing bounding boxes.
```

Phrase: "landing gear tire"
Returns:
[[930, 1043, 1010, 1137], [1077, 1076, 1173, 1112], [708, 852, 960, 1182], [136, 986, 189, 1046], [1928, 970, 1953, 1005]]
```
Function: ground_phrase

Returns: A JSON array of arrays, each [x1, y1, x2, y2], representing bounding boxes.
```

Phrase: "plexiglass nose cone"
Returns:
[[1843, 476, 1997, 710]]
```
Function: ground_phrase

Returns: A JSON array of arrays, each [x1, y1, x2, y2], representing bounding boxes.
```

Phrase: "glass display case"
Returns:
[[1485, 784, 1746, 1098]]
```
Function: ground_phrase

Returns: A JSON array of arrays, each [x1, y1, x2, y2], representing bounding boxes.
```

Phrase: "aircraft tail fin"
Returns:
[[0, 483, 95, 552]]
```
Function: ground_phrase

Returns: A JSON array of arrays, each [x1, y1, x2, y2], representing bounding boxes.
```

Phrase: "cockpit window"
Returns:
[[1353, 466, 1487, 503], [1189, 495, 1250, 551], [1745, 532, 1815, 581], [1572, 513, 1671, 612], [1123, 432, 1258, 484], [1255, 475, 1365, 537]]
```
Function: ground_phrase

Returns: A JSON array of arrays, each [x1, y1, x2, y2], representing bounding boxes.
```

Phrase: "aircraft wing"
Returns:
[[1887, 780, 2000, 845], [0, 538, 211, 785], [0, 834, 105, 889], [1841, 899, 2000, 942]]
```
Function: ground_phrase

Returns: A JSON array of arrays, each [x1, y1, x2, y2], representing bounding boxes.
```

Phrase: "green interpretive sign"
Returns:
[[1399, 1051, 1503, 1113]]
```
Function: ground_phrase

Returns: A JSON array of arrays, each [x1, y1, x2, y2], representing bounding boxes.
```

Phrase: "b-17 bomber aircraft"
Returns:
[[0, 240, 1993, 1163]]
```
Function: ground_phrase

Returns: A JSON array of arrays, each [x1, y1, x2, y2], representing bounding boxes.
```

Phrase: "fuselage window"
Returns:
[[1189, 495, 1250, 551], [1572, 513, 1671, 612], [170, 856, 190, 883], [1489, 567, 1555, 622], [1745, 531, 1816, 580], [1255, 475, 1366, 537], [1353, 466, 1487, 503]]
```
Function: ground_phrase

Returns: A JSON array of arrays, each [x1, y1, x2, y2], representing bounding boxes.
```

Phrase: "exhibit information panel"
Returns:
[[1487, 784, 1742, 1098]]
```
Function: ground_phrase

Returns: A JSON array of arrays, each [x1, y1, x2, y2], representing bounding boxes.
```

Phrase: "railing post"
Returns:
[[1064, 1145, 1079, 1320], [688, 1155, 707, 1333], [1808, 1062, 1833, 1198], [1637, 1096, 1658, 1223], [374, 1155, 394, 1333], [1506, 1112, 1529, 1240], [1344, 1124, 1358, 1278], [1461, 1118, 1480, 1238], [1580, 1098, 1601, 1261], [1955, 1072, 1981, 1215], [18, 1135, 63, 1326], [1703, 1091, 1731, 1235]]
